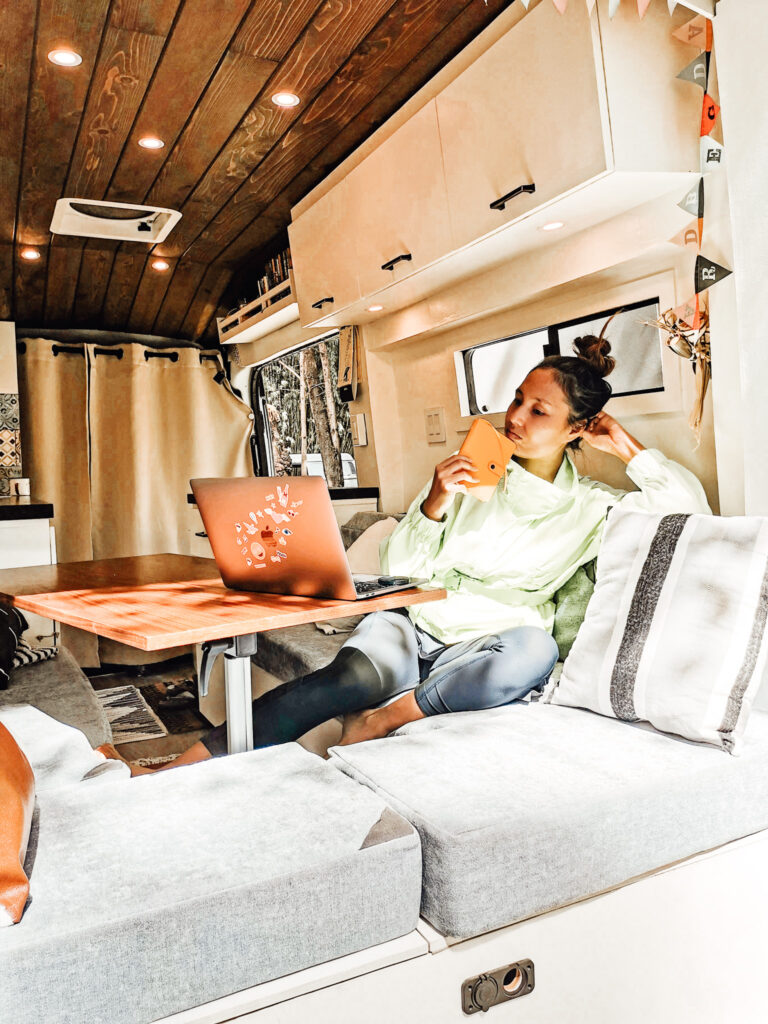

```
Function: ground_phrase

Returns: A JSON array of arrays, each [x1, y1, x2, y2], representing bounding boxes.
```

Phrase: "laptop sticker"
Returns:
[[234, 484, 304, 570]]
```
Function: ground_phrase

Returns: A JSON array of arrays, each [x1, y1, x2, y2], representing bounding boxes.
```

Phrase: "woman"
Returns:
[[135, 333, 710, 772]]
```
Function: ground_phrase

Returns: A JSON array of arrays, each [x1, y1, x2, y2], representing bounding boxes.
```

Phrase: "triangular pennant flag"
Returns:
[[677, 53, 709, 90], [668, 0, 678, 12], [669, 221, 701, 249], [520, 0, 531, 8], [638, 0, 651, 16], [677, 178, 704, 220], [695, 255, 732, 294], [552, 0, 569, 13], [586, 0, 597, 11], [608, 0, 621, 17], [673, 16, 713, 51], [700, 137, 724, 173], [673, 296, 701, 330], [700, 94, 720, 136]]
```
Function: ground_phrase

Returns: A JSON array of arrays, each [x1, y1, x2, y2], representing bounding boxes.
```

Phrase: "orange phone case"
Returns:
[[458, 418, 516, 501]]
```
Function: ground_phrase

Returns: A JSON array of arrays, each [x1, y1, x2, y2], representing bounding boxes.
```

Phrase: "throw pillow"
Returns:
[[546, 507, 768, 754], [0, 720, 35, 925], [345, 517, 400, 575], [0, 604, 30, 691], [552, 559, 596, 661]]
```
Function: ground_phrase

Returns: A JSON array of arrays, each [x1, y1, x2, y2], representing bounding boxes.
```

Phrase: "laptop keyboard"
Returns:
[[354, 580, 383, 596]]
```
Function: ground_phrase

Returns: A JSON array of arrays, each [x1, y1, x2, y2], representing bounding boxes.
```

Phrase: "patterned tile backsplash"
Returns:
[[0, 393, 21, 496]]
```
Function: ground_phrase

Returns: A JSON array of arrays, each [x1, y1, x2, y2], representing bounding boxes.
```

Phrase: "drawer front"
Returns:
[[0, 519, 53, 569], [437, 0, 609, 250]]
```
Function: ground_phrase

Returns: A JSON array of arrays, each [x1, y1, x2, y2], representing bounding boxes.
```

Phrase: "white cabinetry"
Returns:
[[289, 0, 700, 329], [346, 101, 453, 298], [437, 0, 609, 250], [0, 514, 57, 645], [288, 179, 361, 326]]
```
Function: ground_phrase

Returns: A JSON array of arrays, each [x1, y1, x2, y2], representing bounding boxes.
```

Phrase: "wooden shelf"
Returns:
[[217, 270, 299, 345]]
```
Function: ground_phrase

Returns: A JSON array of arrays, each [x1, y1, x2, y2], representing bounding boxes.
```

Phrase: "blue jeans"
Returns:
[[203, 610, 558, 755]]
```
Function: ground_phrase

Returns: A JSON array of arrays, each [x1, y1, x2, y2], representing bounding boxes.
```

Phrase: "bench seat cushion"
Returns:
[[0, 744, 421, 1024], [254, 620, 358, 679], [0, 646, 111, 747], [330, 702, 768, 938]]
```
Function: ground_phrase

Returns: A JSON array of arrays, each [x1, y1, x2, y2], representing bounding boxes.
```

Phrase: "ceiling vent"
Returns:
[[50, 198, 181, 243]]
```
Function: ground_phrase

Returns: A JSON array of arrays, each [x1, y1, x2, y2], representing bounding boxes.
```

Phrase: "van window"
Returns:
[[251, 333, 358, 488], [457, 298, 663, 416]]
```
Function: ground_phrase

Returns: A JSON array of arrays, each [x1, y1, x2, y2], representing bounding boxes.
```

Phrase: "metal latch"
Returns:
[[461, 960, 535, 1015], [198, 633, 259, 697]]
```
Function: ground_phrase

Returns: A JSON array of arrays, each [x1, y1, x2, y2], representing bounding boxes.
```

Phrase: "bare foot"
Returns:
[[96, 743, 155, 777], [339, 709, 387, 746]]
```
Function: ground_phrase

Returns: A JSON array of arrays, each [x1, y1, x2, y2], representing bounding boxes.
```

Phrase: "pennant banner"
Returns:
[[700, 137, 724, 173], [673, 296, 701, 331], [552, 0, 569, 13], [608, 0, 621, 17], [677, 53, 709, 90], [673, 16, 713, 52], [695, 255, 732, 294], [700, 94, 720, 136], [637, 0, 651, 17], [669, 221, 701, 249], [677, 178, 704, 220]]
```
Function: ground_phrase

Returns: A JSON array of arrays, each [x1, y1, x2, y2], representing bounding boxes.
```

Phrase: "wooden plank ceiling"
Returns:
[[2, 0, 514, 342]]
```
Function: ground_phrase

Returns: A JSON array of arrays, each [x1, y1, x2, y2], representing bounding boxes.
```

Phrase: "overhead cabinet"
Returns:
[[289, 0, 700, 329]]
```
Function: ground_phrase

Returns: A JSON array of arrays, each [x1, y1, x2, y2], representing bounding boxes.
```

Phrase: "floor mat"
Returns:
[[138, 678, 210, 735], [95, 684, 168, 744]]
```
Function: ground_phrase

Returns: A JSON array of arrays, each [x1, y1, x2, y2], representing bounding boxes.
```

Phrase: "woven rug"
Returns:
[[95, 684, 168, 744]]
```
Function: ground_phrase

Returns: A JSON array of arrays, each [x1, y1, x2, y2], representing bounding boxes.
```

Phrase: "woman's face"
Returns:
[[504, 368, 583, 459]]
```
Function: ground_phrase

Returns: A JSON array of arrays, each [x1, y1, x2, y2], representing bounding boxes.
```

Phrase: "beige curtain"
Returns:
[[17, 339, 98, 665], [18, 339, 253, 667]]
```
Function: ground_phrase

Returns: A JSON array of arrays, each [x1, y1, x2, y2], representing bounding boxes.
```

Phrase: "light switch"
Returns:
[[351, 412, 367, 447], [425, 407, 446, 444]]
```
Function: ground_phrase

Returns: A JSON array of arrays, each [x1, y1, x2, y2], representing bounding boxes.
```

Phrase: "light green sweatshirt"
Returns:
[[380, 449, 711, 644]]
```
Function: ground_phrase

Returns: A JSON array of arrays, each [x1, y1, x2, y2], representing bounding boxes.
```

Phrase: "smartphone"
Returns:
[[458, 418, 517, 502]]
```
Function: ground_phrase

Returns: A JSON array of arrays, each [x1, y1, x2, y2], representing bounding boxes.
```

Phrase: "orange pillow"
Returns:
[[0, 721, 35, 925]]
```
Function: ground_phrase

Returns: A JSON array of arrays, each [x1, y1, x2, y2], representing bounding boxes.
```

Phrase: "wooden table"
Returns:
[[0, 554, 446, 753]]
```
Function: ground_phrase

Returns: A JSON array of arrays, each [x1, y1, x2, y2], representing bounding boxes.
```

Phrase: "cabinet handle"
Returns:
[[311, 296, 334, 309], [195, 531, 208, 538], [381, 253, 413, 272], [490, 183, 536, 211]]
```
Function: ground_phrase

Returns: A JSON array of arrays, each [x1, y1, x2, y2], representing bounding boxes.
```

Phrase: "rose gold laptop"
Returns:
[[190, 476, 426, 601]]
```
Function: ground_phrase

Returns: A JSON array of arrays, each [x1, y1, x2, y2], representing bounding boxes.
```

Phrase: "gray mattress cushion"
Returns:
[[330, 702, 768, 938], [0, 645, 111, 747], [0, 743, 421, 1024], [253, 620, 358, 678]]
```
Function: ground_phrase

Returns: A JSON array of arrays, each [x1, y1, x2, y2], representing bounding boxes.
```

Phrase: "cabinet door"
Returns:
[[0, 520, 57, 646], [346, 100, 453, 299], [288, 178, 361, 326], [437, 0, 610, 251]]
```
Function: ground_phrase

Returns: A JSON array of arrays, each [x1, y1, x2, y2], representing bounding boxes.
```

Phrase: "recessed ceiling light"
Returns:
[[271, 91, 300, 108], [367, 305, 384, 312], [151, 259, 169, 272], [138, 136, 165, 150], [20, 248, 41, 261], [541, 221, 565, 232], [48, 48, 82, 67]]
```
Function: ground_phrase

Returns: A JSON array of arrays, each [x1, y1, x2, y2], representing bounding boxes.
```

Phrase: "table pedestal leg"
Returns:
[[224, 654, 254, 754]]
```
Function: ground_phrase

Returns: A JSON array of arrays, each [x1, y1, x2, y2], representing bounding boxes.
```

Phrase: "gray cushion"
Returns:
[[0, 743, 421, 1024], [0, 646, 111, 747], [253, 620, 358, 678], [340, 511, 402, 549], [330, 702, 768, 938]]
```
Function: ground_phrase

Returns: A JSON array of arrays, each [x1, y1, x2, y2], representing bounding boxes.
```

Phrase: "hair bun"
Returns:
[[572, 327, 616, 379]]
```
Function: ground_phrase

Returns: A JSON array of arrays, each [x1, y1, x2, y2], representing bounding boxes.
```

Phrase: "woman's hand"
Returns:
[[582, 411, 645, 464], [421, 454, 478, 521]]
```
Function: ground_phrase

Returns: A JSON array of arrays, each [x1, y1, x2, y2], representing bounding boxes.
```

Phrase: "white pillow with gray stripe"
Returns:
[[545, 508, 768, 753]]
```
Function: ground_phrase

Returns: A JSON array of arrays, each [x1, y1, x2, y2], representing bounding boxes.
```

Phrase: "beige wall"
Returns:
[[0, 322, 18, 393], [362, 255, 719, 515]]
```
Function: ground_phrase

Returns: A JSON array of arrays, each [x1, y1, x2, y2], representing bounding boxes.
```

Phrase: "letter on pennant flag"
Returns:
[[674, 297, 701, 330], [700, 94, 720, 136], [637, 0, 651, 16], [695, 255, 732, 294], [677, 178, 704, 220], [677, 53, 709, 90], [700, 137, 724, 173], [669, 221, 701, 249], [672, 16, 713, 52]]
